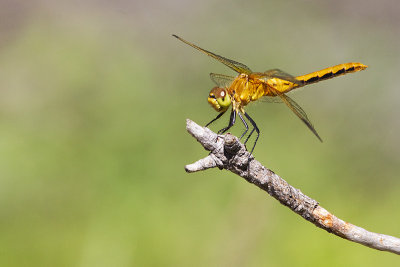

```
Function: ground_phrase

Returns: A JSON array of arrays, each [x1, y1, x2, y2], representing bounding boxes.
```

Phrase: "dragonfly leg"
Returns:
[[244, 127, 255, 145], [238, 112, 248, 140], [244, 112, 260, 154], [205, 112, 225, 127], [218, 110, 236, 134]]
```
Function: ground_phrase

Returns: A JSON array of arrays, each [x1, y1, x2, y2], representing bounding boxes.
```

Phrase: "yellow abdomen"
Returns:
[[266, 62, 368, 95]]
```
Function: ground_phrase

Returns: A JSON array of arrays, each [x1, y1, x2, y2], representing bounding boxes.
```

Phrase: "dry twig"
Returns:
[[184, 119, 400, 255]]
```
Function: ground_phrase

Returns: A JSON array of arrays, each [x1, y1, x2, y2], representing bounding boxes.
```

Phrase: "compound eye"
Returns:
[[214, 88, 227, 99]]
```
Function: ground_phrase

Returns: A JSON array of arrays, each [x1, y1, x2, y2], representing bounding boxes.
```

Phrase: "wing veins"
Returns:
[[173, 35, 252, 74], [210, 73, 235, 88], [263, 68, 304, 85], [278, 93, 322, 142]]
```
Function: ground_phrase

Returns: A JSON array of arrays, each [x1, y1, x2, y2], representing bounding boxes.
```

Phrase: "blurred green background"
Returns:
[[0, 0, 399, 266]]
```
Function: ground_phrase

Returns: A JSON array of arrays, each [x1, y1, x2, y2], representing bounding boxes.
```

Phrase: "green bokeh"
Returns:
[[0, 1, 399, 266]]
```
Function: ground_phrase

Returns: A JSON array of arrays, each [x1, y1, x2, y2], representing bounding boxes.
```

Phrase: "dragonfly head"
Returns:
[[208, 87, 231, 112]]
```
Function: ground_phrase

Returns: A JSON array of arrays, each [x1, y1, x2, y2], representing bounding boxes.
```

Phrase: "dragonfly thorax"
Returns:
[[207, 87, 231, 112]]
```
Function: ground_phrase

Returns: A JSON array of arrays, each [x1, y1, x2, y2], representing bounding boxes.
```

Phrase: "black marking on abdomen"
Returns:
[[320, 71, 333, 80], [334, 68, 346, 75], [305, 76, 319, 83]]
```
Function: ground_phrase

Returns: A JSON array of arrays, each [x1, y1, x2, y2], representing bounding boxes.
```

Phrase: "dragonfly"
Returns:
[[173, 34, 367, 154]]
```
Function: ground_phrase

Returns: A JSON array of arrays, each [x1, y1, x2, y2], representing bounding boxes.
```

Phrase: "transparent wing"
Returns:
[[277, 93, 322, 142], [260, 96, 283, 103], [262, 68, 304, 85], [210, 73, 235, 88], [173, 35, 252, 74]]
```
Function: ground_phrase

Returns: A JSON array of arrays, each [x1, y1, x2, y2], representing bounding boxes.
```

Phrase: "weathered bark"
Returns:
[[185, 119, 400, 255]]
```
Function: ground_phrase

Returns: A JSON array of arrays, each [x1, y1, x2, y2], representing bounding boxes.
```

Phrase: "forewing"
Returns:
[[210, 73, 235, 88], [173, 35, 252, 74], [263, 68, 304, 85], [278, 93, 322, 142]]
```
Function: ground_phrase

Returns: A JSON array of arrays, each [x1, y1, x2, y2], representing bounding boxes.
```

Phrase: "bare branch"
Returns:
[[184, 119, 400, 255]]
